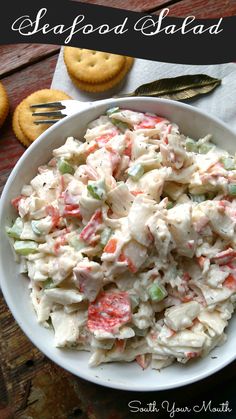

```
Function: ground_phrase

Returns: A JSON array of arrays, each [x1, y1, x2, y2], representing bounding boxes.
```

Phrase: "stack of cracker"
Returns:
[[12, 89, 71, 147], [0, 81, 9, 128], [64, 47, 134, 92]]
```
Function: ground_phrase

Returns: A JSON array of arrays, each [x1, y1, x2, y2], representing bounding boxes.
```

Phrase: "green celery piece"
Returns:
[[14, 240, 38, 255], [68, 234, 85, 251], [228, 184, 236, 196], [106, 107, 120, 116], [185, 138, 198, 153], [31, 220, 41, 236], [57, 158, 75, 175], [220, 157, 235, 170], [190, 194, 206, 203], [6, 217, 23, 239], [148, 283, 167, 302], [42, 278, 56, 289], [87, 179, 106, 200], [130, 295, 139, 310], [166, 201, 174, 210], [100, 227, 112, 247], [111, 118, 130, 133], [207, 191, 216, 200], [198, 143, 213, 154], [128, 164, 144, 181], [133, 326, 147, 337]]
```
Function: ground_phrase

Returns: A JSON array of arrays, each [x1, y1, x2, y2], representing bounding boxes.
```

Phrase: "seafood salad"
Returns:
[[7, 107, 236, 370]]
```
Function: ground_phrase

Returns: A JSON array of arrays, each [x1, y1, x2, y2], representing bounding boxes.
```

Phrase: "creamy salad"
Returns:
[[7, 107, 236, 370]]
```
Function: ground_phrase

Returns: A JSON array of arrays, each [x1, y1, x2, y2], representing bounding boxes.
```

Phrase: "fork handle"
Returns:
[[61, 98, 117, 117]]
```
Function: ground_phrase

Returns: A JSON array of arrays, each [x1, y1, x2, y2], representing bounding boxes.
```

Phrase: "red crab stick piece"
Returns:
[[197, 256, 206, 268], [211, 248, 236, 265], [114, 338, 126, 353], [96, 132, 117, 147], [118, 252, 137, 273], [63, 204, 81, 218], [103, 238, 117, 254], [223, 274, 236, 291], [53, 235, 67, 254], [11, 195, 24, 211], [80, 209, 102, 243], [137, 115, 166, 129], [88, 291, 131, 334], [45, 205, 60, 228], [136, 354, 152, 369]]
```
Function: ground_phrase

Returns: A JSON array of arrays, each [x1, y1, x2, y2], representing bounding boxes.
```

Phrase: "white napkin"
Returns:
[[51, 48, 236, 132]]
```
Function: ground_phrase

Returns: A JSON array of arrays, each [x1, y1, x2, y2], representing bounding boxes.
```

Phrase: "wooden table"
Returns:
[[0, 1, 236, 418]]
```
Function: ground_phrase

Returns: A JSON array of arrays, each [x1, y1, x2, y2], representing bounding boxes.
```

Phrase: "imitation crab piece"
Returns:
[[53, 234, 67, 255], [96, 131, 117, 148], [88, 291, 131, 334], [223, 274, 236, 291], [11, 195, 24, 211], [63, 204, 81, 219], [137, 114, 166, 129], [103, 238, 118, 254], [136, 354, 152, 369], [211, 248, 236, 265], [80, 209, 102, 244], [45, 205, 60, 229], [73, 261, 103, 302]]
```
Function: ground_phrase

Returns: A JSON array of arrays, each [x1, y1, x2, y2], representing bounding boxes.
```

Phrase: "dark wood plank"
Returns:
[[74, 0, 236, 15], [168, 0, 236, 17], [0, 54, 59, 194], [78, 0, 174, 11], [0, 44, 60, 77], [0, 293, 85, 418]]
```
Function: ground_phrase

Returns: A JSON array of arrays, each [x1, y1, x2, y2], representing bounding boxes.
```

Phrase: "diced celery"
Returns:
[[133, 326, 147, 336], [185, 138, 198, 153], [42, 278, 56, 289], [14, 240, 38, 255], [220, 157, 235, 170], [106, 107, 119, 116], [31, 220, 41, 236], [148, 283, 167, 302], [207, 191, 215, 200], [6, 217, 23, 239], [68, 234, 85, 251], [87, 179, 106, 200], [228, 184, 236, 196], [155, 152, 162, 163], [130, 295, 139, 310], [57, 158, 75, 175], [100, 227, 112, 247], [190, 194, 206, 203], [176, 268, 183, 278], [166, 201, 174, 210], [128, 164, 144, 181], [198, 143, 213, 154], [111, 118, 130, 132]]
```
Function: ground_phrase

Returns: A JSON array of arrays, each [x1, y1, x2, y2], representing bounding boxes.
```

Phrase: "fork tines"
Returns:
[[33, 119, 62, 125], [30, 101, 66, 124], [30, 101, 66, 109]]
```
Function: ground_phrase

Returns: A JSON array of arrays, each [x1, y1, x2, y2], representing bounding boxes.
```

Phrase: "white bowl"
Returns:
[[0, 97, 235, 391]]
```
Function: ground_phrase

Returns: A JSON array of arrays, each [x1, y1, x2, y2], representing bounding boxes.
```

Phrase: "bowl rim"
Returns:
[[0, 96, 236, 392]]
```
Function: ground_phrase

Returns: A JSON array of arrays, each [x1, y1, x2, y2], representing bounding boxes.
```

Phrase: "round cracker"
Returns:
[[69, 57, 134, 93], [64, 47, 126, 84], [0, 81, 9, 128], [12, 101, 31, 147], [18, 89, 71, 142]]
